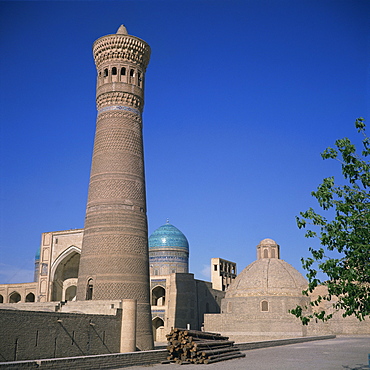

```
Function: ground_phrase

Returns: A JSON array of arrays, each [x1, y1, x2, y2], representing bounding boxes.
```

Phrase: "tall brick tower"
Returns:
[[76, 25, 153, 350]]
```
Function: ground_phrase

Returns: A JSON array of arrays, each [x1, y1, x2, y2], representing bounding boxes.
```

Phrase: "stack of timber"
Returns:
[[165, 328, 245, 364]]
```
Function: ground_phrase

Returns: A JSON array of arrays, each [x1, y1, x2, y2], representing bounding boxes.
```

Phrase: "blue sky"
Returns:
[[0, 0, 369, 284]]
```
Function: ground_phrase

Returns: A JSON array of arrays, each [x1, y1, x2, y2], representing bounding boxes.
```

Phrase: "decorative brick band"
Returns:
[[98, 105, 141, 116]]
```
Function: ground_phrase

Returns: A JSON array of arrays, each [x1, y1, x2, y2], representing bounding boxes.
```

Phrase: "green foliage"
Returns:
[[290, 118, 370, 324]]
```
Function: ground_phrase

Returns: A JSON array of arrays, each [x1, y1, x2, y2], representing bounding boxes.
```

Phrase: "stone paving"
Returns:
[[120, 336, 370, 370]]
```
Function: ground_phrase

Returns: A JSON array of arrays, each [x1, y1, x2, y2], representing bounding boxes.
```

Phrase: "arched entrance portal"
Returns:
[[152, 317, 165, 342], [51, 247, 80, 301]]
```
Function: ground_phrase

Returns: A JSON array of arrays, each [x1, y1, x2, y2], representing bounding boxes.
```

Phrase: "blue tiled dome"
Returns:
[[35, 247, 40, 260], [149, 223, 189, 251]]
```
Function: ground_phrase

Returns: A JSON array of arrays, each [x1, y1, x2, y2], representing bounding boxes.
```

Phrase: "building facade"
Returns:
[[0, 222, 226, 344], [204, 238, 370, 341]]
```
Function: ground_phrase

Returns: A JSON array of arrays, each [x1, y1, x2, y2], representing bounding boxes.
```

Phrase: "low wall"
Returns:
[[236, 335, 336, 351], [0, 349, 167, 370], [0, 335, 336, 369], [0, 309, 122, 362]]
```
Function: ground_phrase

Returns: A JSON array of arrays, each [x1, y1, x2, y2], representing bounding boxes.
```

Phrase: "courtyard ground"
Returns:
[[121, 336, 370, 370]]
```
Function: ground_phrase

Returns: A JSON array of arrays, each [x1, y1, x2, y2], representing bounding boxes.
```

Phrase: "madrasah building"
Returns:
[[0, 25, 368, 362]]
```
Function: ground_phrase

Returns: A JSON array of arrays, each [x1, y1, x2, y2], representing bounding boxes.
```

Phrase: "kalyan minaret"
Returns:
[[76, 25, 153, 350]]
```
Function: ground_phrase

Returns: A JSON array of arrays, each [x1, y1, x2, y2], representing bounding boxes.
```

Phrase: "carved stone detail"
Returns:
[[96, 91, 142, 111], [93, 35, 151, 69]]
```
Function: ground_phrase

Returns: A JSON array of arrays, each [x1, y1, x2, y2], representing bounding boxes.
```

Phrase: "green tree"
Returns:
[[291, 118, 370, 324]]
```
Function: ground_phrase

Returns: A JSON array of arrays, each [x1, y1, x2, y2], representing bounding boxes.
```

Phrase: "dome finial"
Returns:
[[166, 218, 170, 224], [116, 25, 128, 35]]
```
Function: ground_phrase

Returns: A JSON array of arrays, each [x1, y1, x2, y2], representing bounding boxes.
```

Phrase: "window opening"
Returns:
[[86, 279, 93, 300], [112, 67, 117, 75], [104, 69, 108, 77], [261, 300, 269, 311], [121, 67, 126, 76]]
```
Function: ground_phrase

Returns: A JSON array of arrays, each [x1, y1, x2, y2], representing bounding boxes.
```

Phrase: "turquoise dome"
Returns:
[[35, 247, 40, 260], [149, 223, 189, 251]]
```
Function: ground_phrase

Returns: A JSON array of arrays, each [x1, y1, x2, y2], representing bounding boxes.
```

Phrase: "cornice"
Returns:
[[93, 35, 151, 70]]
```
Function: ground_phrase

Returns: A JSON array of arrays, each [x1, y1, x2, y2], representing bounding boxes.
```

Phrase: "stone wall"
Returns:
[[0, 309, 122, 362], [204, 311, 306, 342], [306, 314, 370, 336]]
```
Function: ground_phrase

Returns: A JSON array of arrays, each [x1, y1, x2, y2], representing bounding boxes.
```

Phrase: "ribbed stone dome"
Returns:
[[149, 223, 189, 251], [226, 258, 307, 297]]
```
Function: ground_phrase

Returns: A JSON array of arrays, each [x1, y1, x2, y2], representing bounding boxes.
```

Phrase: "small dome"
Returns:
[[258, 238, 277, 246], [149, 223, 189, 251], [226, 258, 307, 298], [35, 247, 40, 260]]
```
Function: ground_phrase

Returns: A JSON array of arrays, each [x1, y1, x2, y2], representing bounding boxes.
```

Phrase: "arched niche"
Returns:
[[51, 246, 81, 301], [65, 285, 77, 301], [151, 286, 165, 306], [9, 292, 21, 303], [25, 293, 35, 302], [152, 317, 165, 342], [261, 300, 269, 312], [86, 278, 94, 300]]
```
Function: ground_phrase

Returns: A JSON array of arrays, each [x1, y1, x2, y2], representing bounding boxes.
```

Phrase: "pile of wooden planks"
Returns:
[[165, 328, 245, 364]]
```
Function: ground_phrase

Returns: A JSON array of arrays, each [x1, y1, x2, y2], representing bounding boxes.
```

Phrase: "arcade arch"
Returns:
[[151, 286, 165, 306], [9, 292, 21, 303], [26, 293, 35, 302]]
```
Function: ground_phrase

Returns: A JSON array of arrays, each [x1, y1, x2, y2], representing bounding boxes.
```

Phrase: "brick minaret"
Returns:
[[76, 25, 153, 350]]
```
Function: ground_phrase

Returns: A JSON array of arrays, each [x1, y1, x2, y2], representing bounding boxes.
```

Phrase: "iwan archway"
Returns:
[[51, 246, 80, 301]]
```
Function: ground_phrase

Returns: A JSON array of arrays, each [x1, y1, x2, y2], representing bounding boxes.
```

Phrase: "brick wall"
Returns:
[[0, 350, 167, 370], [0, 309, 122, 362]]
